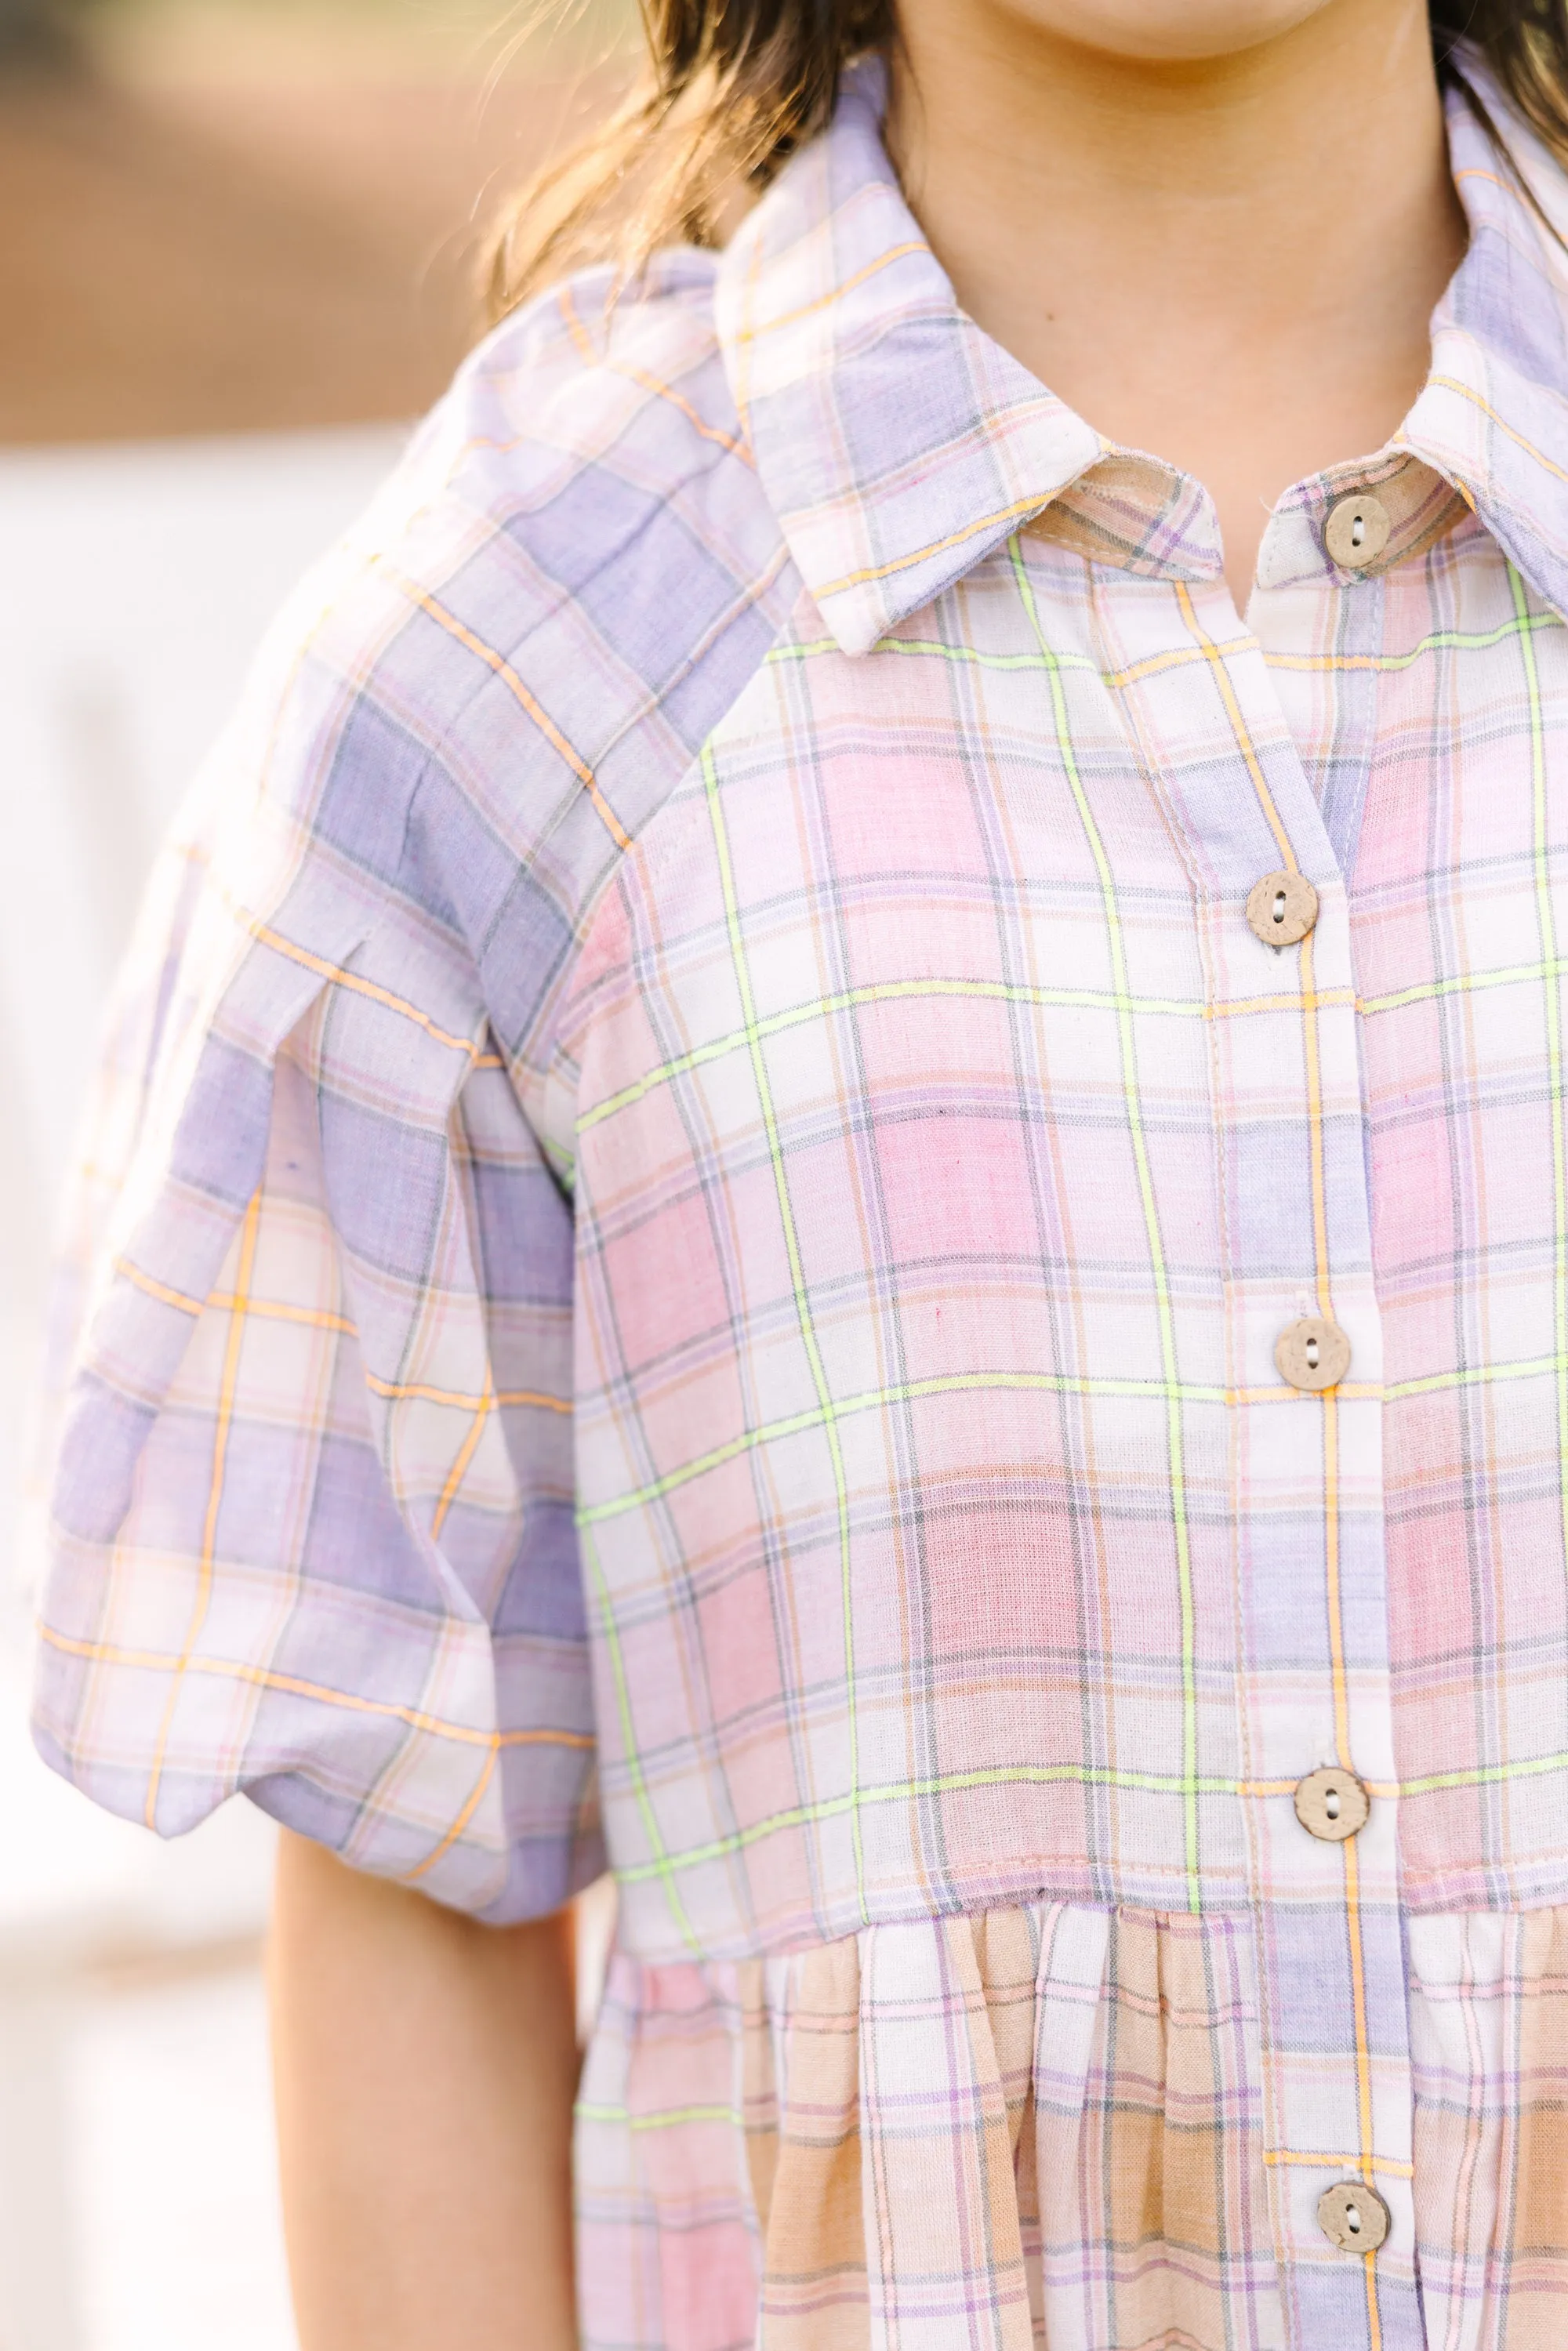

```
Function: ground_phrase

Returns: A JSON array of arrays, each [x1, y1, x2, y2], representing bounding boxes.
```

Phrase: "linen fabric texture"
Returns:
[[34, 51, 1568, 2351]]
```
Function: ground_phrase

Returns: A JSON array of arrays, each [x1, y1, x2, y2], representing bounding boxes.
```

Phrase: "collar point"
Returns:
[[805, 583, 895, 658]]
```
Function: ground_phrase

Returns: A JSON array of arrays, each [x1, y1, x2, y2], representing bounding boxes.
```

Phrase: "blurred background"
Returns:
[[0, 0, 630, 2337]]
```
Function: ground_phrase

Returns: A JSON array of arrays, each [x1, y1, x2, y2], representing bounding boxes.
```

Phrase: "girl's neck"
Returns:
[[886, 0, 1468, 604]]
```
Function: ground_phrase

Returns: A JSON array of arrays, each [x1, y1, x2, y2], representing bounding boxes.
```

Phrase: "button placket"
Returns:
[[1150, 577, 1414, 2343]]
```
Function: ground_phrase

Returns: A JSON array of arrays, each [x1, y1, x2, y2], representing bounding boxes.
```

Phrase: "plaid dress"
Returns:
[[33, 50, 1568, 2351]]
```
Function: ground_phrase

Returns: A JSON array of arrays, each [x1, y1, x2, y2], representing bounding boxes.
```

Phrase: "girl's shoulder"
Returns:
[[262, 249, 794, 895], [411, 248, 759, 545], [352, 245, 780, 646], [91, 253, 800, 1239]]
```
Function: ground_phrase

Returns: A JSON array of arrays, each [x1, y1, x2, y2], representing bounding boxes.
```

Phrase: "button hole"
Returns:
[[1305, 1335, 1320, 1371], [1272, 891, 1287, 926], [1347, 2205, 1363, 2235], [1325, 1787, 1341, 1819], [1350, 513, 1366, 549]]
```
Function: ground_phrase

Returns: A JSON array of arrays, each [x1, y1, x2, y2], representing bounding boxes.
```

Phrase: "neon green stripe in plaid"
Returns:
[[1361, 953, 1568, 1018], [1385, 1351, 1568, 1401], [580, 1523, 700, 1952], [773, 635, 1102, 673], [603, 1747, 1568, 1886], [1515, 561, 1568, 1590], [774, 609, 1560, 677], [1007, 534, 1201, 1915], [579, 1344, 1568, 1536], [1398, 1749, 1568, 1795], [577, 1367, 1234, 1529], [581, 953, 1568, 1131], [1263, 609, 1563, 672], [578, 975, 1207, 1134], [701, 741, 869, 1924], [609, 1761, 1257, 1887]]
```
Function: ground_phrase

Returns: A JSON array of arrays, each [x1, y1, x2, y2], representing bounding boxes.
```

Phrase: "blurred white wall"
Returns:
[[0, 425, 406, 2351]]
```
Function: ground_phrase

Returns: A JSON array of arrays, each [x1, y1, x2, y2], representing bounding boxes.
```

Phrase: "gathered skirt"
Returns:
[[575, 1902, 1568, 2350]]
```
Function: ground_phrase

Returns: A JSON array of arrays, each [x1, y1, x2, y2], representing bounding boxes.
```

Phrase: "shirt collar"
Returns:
[[1399, 63, 1568, 616], [717, 53, 1568, 653], [713, 56, 1108, 655]]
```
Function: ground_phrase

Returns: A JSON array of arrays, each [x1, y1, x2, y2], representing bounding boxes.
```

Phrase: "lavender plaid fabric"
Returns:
[[34, 49, 1568, 2349]]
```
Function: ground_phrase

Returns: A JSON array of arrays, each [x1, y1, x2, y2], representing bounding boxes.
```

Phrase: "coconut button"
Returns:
[[1294, 1765, 1370, 1844], [1246, 870, 1319, 948], [1317, 2179, 1390, 2254], [1275, 1316, 1352, 1392], [1324, 492, 1392, 569]]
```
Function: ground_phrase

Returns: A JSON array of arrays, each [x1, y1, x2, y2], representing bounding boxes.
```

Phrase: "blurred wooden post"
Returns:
[[0, 1982, 85, 2351]]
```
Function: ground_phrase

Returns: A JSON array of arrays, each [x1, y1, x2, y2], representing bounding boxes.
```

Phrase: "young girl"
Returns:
[[34, 0, 1568, 2342]]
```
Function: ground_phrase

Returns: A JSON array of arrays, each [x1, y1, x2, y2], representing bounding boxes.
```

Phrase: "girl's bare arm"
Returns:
[[269, 1830, 579, 2351]]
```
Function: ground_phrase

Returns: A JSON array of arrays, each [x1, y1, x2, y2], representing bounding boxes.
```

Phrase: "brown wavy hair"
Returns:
[[487, 0, 1568, 320]]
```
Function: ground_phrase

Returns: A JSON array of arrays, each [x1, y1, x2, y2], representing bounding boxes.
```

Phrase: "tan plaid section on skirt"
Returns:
[[577, 1903, 1568, 2349]]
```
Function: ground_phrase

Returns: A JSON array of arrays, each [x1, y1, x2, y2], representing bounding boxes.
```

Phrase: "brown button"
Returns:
[[1246, 870, 1319, 948], [1275, 1315, 1352, 1391], [1316, 2179, 1390, 2253], [1294, 1765, 1370, 1843], [1324, 492, 1392, 570]]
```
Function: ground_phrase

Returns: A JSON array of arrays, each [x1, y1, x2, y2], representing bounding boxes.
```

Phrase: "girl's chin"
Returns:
[[996, 0, 1344, 63]]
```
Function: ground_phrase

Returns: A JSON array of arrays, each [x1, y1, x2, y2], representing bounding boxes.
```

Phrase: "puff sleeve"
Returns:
[[31, 492, 603, 1924]]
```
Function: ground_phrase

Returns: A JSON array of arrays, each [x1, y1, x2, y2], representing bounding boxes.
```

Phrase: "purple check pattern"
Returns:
[[33, 49, 1568, 2350]]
